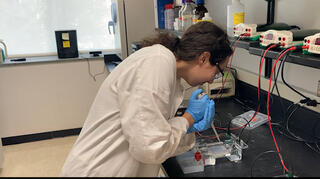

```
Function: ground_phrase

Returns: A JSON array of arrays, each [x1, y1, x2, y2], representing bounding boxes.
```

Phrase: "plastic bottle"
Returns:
[[192, 9, 197, 24], [174, 18, 179, 31], [164, 4, 168, 29], [193, 0, 208, 24], [178, 0, 185, 31], [202, 12, 212, 22], [227, 0, 245, 37], [181, 0, 194, 31], [173, 5, 180, 20], [165, 4, 175, 30]]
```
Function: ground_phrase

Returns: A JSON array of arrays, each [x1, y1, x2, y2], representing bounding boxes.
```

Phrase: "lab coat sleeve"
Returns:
[[170, 121, 195, 156], [118, 53, 194, 164]]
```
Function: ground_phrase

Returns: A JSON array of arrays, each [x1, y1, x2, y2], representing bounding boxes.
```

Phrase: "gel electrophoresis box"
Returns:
[[231, 110, 269, 130]]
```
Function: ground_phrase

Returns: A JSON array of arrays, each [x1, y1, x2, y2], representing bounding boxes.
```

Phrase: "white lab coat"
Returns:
[[60, 44, 195, 177]]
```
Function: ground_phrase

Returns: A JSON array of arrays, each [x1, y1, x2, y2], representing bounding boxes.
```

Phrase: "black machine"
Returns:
[[55, 30, 79, 58]]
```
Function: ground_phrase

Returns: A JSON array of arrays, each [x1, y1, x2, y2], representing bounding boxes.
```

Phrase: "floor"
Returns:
[[0, 135, 167, 177], [0, 135, 78, 177]]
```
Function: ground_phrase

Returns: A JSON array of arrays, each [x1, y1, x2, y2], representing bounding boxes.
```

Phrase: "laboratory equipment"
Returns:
[[185, 89, 210, 125], [201, 12, 212, 23], [55, 30, 79, 59], [234, 23, 299, 40], [176, 147, 205, 174], [227, 0, 245, 37], [303, 33, 320, 55], [202, 70, 235, 99], [178, 0, 185, 31], [192, 0, 208, 24], [176, 133, 248, 174], [156, 0, 174, 29], [231, 110, 269, 130], [203, 133, 248, 163], [259, 29, 320, 48], [259, 30, 294, 48], [181, 0, 193, 31], [233, 23, 259, 38], [180, 78, 205, 108], [164, 4, 174, 30]]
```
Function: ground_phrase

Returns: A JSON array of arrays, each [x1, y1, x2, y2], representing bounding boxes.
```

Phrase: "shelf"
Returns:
[[248, 43, 320, 69], [230, 37, 320, 69], [229, 37, 259, 50], [155, 29, 320, 69]]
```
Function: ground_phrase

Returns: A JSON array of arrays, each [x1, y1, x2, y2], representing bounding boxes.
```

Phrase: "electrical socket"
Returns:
[[318, 80, 320, 97]]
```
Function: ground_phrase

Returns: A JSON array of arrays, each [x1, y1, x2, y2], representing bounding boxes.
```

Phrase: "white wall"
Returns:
[[0, 59, 108, 137], [206, 0, 320, 111]]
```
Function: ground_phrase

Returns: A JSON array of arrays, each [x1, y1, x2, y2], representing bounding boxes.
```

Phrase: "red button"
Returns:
[[194, 151, 202, 161]]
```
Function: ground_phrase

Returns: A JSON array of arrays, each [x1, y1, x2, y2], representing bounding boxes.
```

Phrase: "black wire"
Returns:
[[304, 142, 320, 155], [258, 43, 279, 106], [250, 150, 283, 177], [280, 52, 309, 100], [225, 43, 268, 136], [290, 25, 301, 30], [270, 52, 288, 121], [271, 47, 291, 95], [285, 104, 305, 142], [237, 117, 252, 144], [272, 101, 320, 147], [226, 45, 268, 135], [277, 47, 319, 106], [86, 58, 107, 81]]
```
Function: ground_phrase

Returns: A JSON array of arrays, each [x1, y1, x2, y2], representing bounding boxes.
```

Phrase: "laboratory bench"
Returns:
[[162, 81, 320, 177]]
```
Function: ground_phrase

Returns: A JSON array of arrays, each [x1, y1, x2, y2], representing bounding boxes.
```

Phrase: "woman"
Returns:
[[60, 21, 233, 177]]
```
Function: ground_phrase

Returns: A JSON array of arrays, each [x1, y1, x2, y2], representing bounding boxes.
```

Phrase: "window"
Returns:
[[0, 0, 116, 57]]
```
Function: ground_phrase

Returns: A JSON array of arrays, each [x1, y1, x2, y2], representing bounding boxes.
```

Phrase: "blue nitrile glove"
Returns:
[[187, 100, 215, 134], [185, 89, 210, 123]]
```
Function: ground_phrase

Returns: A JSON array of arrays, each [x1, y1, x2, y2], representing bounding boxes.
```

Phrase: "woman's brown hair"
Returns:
[[140, 21, 233, 65]]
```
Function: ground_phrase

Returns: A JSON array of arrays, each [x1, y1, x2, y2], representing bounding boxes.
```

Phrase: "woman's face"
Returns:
[[185, 52, 230, 86]]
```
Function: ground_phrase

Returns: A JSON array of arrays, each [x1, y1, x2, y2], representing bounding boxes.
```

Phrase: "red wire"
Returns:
[[197, 36, 243, 138], [266, 47, 296, 173], [258, 44, 277, 99], [212, 36, 243, 100], [215, 44, 277, 131], [198, 36, 243, 137]]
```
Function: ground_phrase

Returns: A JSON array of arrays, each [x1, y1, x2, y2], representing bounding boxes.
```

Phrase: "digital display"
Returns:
[[266, 34, 274, 40], [315, 38, 320, 45]]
